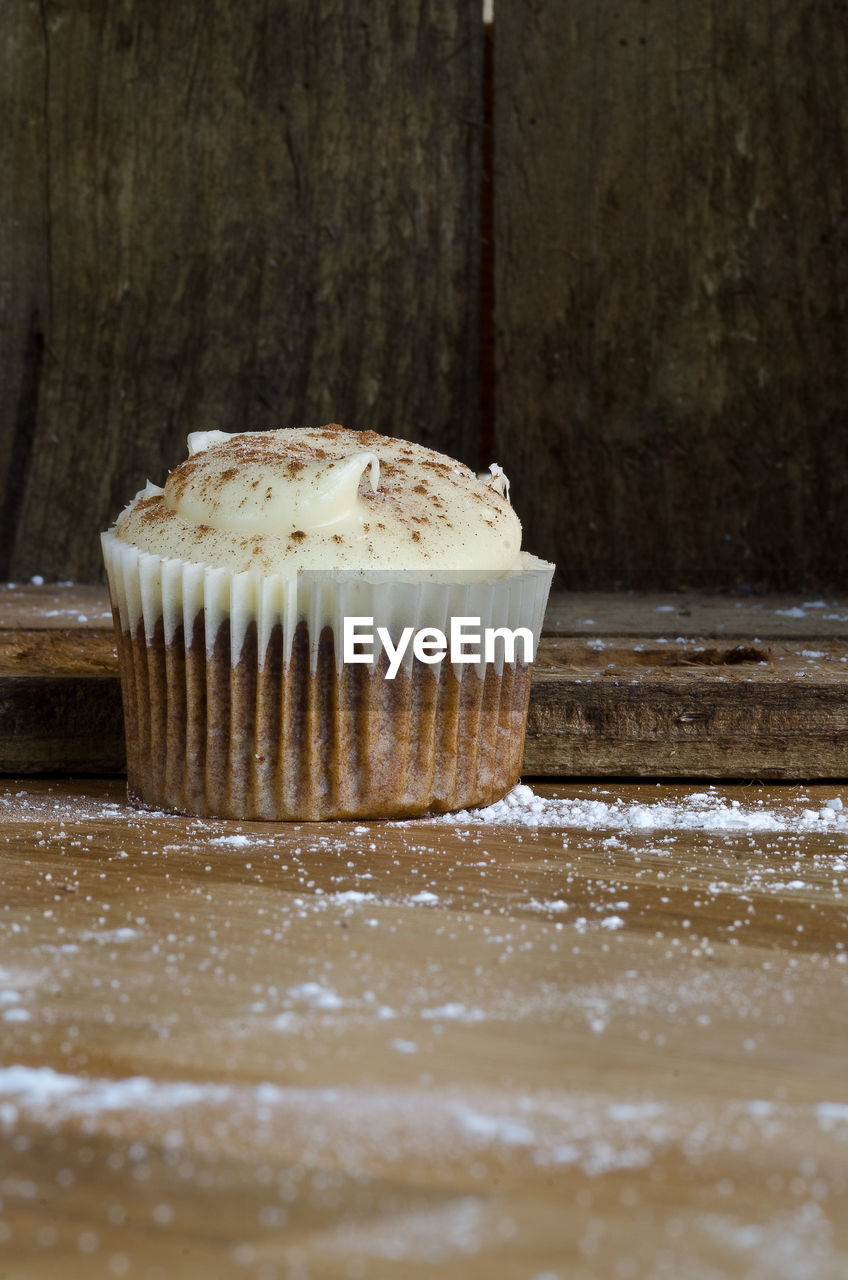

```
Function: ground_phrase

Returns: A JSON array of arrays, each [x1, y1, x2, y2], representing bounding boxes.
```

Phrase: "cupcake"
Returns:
[[101, 426, 553, 820]]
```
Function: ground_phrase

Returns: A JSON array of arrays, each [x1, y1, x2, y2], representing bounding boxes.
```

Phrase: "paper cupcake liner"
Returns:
[[102, 533, 554, 820]]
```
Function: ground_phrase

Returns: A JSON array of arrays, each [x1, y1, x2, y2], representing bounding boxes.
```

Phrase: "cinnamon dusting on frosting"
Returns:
[[110, 425, 523, 576]]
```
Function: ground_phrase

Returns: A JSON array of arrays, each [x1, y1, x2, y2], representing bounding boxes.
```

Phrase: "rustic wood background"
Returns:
[[495, 2, 848, 590], [3, 3, 848, 589], [0, 0, 482, 581]]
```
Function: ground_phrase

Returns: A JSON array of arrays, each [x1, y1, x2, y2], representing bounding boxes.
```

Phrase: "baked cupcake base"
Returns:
[[102, 529, 553, 821], [114, 614, 533, 820]]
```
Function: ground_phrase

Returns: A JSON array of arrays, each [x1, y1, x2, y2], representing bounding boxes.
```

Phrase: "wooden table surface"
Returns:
[[2, 778, 848, 1278]]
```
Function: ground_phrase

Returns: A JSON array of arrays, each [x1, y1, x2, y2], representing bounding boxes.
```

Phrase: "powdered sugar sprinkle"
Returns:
[[422, 784, 848, 835]]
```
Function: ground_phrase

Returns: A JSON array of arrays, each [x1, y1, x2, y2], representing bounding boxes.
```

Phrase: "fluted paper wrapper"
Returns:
[[101, 532, 553, 820]]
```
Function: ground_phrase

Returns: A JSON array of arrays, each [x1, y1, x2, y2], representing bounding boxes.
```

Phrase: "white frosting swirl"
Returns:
[[112, 426, 524, 577]]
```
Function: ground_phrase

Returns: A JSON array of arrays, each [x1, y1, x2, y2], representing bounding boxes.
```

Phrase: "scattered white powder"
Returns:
[[271, 1012, 297, 1030], [816, 1103, 848, 1131], [451, 1104, 535, 1146], [7, 782, 847, 844], [2, 1064, 848, 1232], [695, 1202, 835, 1278], [77, 928, 138, 944], [0, 1066, 214, 1114], [420, 1003, 487, 1023], [389, 1039, 418, 1054], [285, 982, 345, 1010], [422, 784, 848, 834], [317, 1196, 489, 1267]]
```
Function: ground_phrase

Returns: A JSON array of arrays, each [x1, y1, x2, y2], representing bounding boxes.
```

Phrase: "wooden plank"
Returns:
[[0, 584, 113, 631], [0, 676, 124, 775], [4, 586, 848, 777], [525, 640, 848, 779], [2, 777, 848, 1275], [543, 592, 848, 640], [495, 1, 848, 590], [0, 1, 482, 582], [0, 589, 123, 774]]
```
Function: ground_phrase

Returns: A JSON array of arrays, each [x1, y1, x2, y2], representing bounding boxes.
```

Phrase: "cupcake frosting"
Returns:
[[112, 425, 523, 577]]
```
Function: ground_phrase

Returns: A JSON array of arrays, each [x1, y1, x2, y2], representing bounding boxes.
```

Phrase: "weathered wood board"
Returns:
[[0, 2, 482, 582], [1, 778, 848, 1276], [3, 586, 848, 779], [495, 1, 848, 590]]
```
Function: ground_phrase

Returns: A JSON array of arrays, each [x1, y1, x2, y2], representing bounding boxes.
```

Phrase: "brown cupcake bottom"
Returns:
[[113, 614, 533, 820]]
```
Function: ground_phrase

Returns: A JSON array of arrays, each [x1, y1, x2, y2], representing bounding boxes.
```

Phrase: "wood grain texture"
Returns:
[[5, 586, 848, 779], [495, 1, 848, 590], [0, 676, 125, 775], [526, 640, 848, 779], [0, 0, 482, 582], [2, 778, 848, 1276], [0, 1, 49, 567]]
